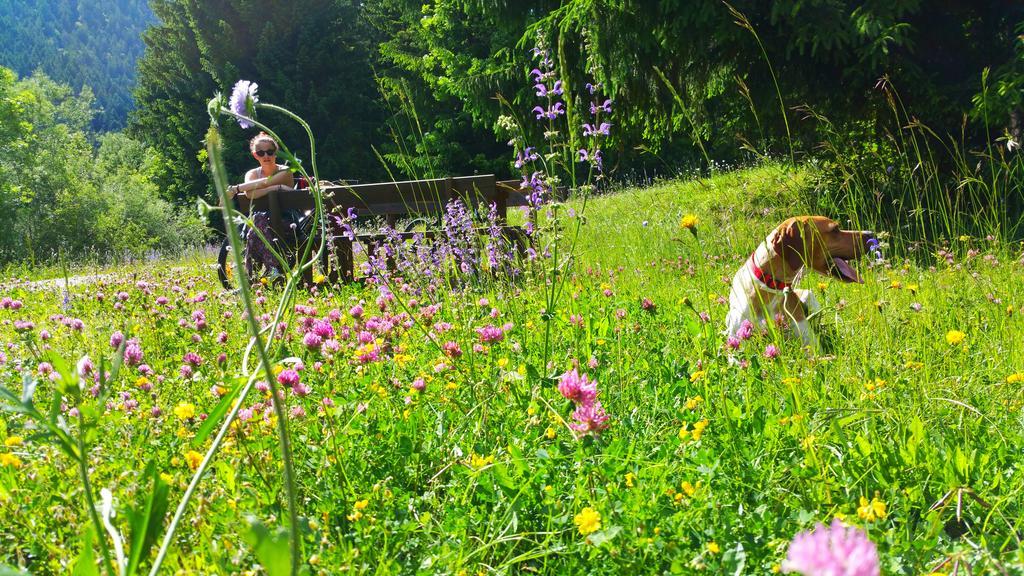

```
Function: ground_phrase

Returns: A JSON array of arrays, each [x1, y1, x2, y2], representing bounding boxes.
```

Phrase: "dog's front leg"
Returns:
[[784, 289, 819, 351]]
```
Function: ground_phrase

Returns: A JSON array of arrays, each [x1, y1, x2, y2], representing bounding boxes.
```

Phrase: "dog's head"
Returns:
[[769, 216, 874, 283]]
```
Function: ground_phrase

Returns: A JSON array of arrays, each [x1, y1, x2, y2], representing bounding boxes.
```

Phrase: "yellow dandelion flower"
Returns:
[[0, 453, 23, 468], [4, 436, 23, 448], [680, 214, 699, 230], [945, 330, 966, 346], [354, 499, 369, 510], [689, 370, 706, 383], [678, 424, 691, 440], [159, 472, 174, 484], [184, 450, 203, 471], [625, 472, 636, 488], [890, 280, 902, 289], [681, 481, 697, 497], [782, 377, 801, 386], [497, 357, 509, 368], [545, 427, 556, 440], [707, 541, 721, 554], [173, 402, 196, 421], [907, 283, 919, 293], [574, 507, 602, 535], [1007, 373, 1024, 384]]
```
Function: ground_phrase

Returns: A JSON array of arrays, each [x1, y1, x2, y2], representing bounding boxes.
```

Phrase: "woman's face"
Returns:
[[252, 141, 277, 167]]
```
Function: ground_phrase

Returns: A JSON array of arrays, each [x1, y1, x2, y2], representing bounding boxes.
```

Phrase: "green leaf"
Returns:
[[0, 386, 35, 416], [586, 525, 621, 547], [125, 462, 170, 576], [19, 372, 36, 405], [71, 526, 99, 576], [243, 516, 291, 576], [855, 434, 873, 458], [194, 379, 245, 445], [682, 313, 701, 336], [722, 542, 747, 576]]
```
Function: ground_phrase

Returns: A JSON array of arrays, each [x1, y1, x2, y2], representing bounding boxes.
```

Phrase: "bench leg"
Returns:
[[327, 237, 354, 283]]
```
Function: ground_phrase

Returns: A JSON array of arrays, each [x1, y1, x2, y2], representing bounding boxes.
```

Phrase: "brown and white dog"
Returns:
[[725, 216, 875, 349]]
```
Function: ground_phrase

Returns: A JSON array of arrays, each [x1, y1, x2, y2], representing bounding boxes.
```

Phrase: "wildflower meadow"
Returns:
[[2, 149, 1024, 573], [3, 6, 1024, 576]]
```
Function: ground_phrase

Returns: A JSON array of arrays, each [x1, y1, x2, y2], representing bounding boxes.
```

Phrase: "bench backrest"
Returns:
[[234, 175, 530, 226]]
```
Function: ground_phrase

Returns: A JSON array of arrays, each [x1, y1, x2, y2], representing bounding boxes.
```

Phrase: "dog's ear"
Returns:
[[771, 219, 806, 272]]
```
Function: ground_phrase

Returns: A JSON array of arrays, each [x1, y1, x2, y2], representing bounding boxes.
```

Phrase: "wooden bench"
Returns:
[[233, 174, 531, 282]]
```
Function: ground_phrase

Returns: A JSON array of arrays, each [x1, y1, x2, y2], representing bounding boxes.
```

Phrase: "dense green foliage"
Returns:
[[0, 0, 154, 132], [382, 0, 1023, 167], [131, 1, 1023, 224], [130, 0, 388, 203], [0, 67, 205, 265]]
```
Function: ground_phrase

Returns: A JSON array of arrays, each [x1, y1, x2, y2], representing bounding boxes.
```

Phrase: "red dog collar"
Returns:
[[749, 256, 791, 291]]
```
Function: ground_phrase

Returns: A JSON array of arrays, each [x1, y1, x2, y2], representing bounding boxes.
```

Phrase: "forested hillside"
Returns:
[[0, 0, 153, 132], [133, 0, 1023, 204]]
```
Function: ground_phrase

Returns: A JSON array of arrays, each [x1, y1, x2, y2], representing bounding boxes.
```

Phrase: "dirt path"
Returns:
[[3, 266, 214, 293]]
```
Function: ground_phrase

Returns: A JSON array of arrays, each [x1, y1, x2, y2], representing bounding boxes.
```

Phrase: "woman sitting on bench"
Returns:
[[227, 132, 295, 276]]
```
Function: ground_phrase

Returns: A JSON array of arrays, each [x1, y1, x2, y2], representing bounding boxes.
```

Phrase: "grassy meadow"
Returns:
[[2, 165, 1024, 574]]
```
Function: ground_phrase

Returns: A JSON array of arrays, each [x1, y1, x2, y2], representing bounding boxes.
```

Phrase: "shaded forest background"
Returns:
[[0, 0, 1022, 264]]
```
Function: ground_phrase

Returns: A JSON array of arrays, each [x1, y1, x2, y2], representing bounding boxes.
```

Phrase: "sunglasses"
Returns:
[[255, 148, 277, 157]]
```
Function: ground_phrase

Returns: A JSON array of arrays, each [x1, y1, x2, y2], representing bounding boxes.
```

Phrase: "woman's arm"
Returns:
[[228, 166, 295, 198]]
